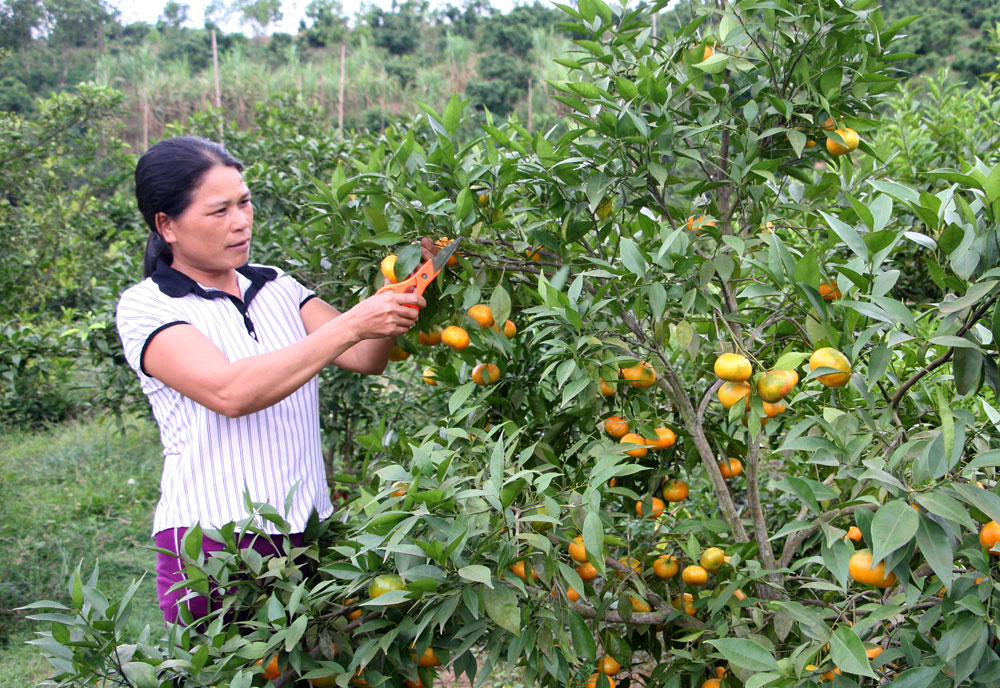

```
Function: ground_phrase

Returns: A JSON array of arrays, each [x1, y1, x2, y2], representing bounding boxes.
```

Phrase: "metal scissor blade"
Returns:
[[430, 238, 461, 272]]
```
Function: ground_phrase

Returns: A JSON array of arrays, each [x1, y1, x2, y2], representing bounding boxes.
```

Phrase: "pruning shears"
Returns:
[[375, 238, 461, 309]]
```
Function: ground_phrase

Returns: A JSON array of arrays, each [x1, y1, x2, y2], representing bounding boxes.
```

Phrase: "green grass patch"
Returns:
[[0, 415, 164, 686]]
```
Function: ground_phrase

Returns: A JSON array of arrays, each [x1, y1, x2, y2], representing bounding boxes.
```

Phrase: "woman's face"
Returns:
[[157, 164, 253, 275]]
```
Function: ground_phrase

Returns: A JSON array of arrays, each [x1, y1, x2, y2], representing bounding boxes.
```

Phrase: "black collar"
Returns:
[[150, 257, 277, 306]]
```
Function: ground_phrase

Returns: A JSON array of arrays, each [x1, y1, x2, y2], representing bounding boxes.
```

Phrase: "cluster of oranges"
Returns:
[[404, 302, 516, 388]]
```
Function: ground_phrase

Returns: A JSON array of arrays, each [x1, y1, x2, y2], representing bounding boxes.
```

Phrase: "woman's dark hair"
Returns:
[[135, 136, 243, 277]]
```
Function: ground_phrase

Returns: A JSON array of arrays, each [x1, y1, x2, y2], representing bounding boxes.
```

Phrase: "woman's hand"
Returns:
[[340, 291, 426, 340]]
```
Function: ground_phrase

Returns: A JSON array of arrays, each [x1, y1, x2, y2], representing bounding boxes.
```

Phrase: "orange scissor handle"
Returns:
[[375, 260, 437, 308]]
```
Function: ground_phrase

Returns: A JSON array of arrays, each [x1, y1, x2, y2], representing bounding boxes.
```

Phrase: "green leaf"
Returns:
[[915, 517, 953, 592], [772, 351, 810, 371], [582, 511, 605, 572], [870, 500, 919, 566], [442, 93, 462, 137], [568, 611, 597, 661], [490, 285, 512, 327], [458, 565, 493, 588], [936, 617, 986, 663], [950, 482, 1000, 525], [693, 54, 730, 74], [954, 344, 983, 396], [913, 491, 974, 530], [775, 478, 822, 516], [481, 584, 520, 636], [830, 625, 876, 677], [619, 238, 646, 276], [615, 76, 638, 100], [706, 638, 778, 672], [448, 382, 477, 415], [819, 211, 868, 261], [939, 280, 997, 314]]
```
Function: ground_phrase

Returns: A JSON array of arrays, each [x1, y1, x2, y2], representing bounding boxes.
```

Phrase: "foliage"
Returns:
[[20, 0, 1000, 687]]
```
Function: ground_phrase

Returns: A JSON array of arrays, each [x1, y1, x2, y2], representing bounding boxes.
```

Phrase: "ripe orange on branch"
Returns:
[[576, 562, 599, 581], [467, 304, 494, 328], [714, 353, 752, 382], [471, 363, 500, 386], [621, 361, 656, 388], [653, 554, 679, 578], [718, 381, 751, 408], [411, 646, 440, 667], [441, 325, 470, 350], [421, 366, 438, 386], [700, 547, 725, 572], [819, 282, 842, 300], [826, 127, 860, 155], [604, 416, 629, 438], [848, 549, 897, 588], [980, 520, 1000, 555], [569, 536, 588, 563], [809, 347, 852, 387], [380, 254, 399, 283], [636, 496, 664, 518], [620, 433, 648, 458], [662, 479, 689, 502], [418, 328, 442, 346], [681, 565, 709, 585], [615, 556, 642, 577], [599, 656, 621, 675], [647, 427, 676, 449], [435, 237, 459, 267], [586, 672, 615, 688], [673, 593, 696, 615], [719, 458, 743, 479], [757, 370, 796, 402]]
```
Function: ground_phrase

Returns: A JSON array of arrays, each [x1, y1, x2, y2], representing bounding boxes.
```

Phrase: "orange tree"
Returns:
[[24, 1, 1000, 686]]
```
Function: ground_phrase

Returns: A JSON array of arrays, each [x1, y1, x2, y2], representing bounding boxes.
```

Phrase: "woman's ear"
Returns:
[[155, 212, 175, 243]]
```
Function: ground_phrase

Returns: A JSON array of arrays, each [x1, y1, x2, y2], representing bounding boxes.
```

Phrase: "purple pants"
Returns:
[[154, 527, 305, 626]]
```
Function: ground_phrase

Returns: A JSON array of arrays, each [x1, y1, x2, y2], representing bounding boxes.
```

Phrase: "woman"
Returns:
[[117, 136, 427, 625]]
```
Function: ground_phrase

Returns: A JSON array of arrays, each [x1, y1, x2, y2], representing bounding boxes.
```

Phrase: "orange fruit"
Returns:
[[826, 127, 860, 155], [718, 381, 751, 408], [805, 139, 817, 148], [845, 525, 862, 542], [388, 344, 409, 361], [404, 681, 422, 688], [865, 646, 883, 659], [700, 547, 725, 572], [553, 586, 580, 602], [309, 674, 338, 687], [702, 680, 721, 688], [509, 560, 538, 581], [418, 328, 442, 346], [604, 416, 629, 438], [526, 246, 543, 261], [628, 595, 651, 613], [672, 593, 696, 615], [422, 366, 437, 386], [687, 215, 716, 233], [762, 400, 786, 417], [714, 353, 753, 382], [586, 672, 615, 688], [569, 536, 588, 563], [819, 282, 842, 300], [600, 656, 621, 675], [820, 116, 836, 130], [600, 379, 616, 396], [441, 325, 470, 350], [821, 668, 842, 682], [435, 237, 459, 267], [499, 319, 517, 338], [622, 362, 656, 388], [380, 254, 399, 283], [848, 549, 897, 588], [648, 427, 676, 449], [390, 481, 409, 497], [411, 646, 440, 667], [608, 477, 617, 488], [809, 347, 852, 387], [662, 479, 689, 502], [620, 433, 648, 458], [471, 362, 500, 386], [467, 304, 494, 328], [682, 565, 709, 585], [369, 573, 407, 600], [616, 556, 642, 578], [732, 588, 747, 601], [702, 44, 714, 60], [719, 458, 743, 479], [636, 496, 664, 518], [715, 668, 727, 679], [576, 562, 599, 581], [757, 369, 796, 402], [258, 655, 281, 680], [653, 554, 679, 579], [980, 521, 1000, 555], [344, 598, 362, 620]]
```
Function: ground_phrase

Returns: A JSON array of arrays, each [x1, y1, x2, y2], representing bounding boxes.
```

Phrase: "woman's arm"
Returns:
[[300, 298, 396, 374], [143, 290, 424, 418]]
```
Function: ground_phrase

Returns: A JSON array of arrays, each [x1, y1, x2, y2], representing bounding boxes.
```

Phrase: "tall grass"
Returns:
[[0, 415, 164, 687]]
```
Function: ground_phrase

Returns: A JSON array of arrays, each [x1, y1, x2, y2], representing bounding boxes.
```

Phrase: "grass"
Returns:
[[0, 414, 164, 687]]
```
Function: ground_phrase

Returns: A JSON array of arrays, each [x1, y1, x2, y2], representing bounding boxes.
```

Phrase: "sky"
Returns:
[[110, 0, 517, 35]]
